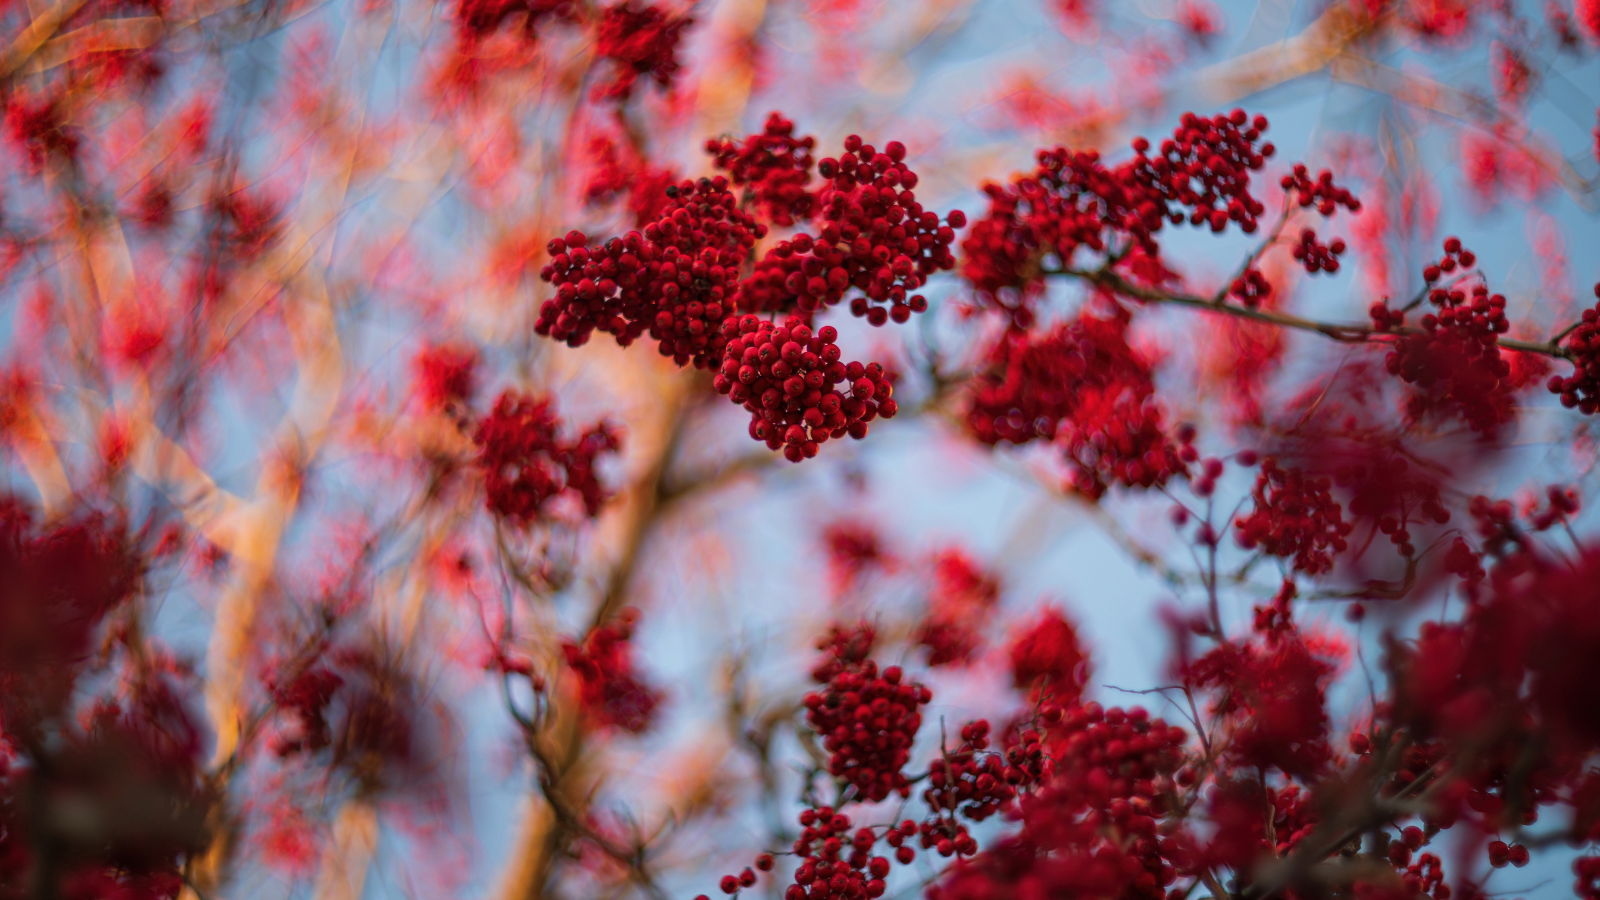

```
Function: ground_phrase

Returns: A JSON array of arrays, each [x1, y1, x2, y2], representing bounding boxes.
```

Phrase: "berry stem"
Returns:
[[1043, 265, 1575, 360]]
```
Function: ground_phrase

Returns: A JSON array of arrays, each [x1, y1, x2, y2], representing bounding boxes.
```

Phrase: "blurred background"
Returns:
[[4, 0, 1600, 896]]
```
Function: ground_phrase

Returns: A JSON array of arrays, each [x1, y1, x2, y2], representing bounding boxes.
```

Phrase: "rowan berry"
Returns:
[[1007, 608, 1090, 705], [966, 309, 1187, 497], [1185, 615, 1337, 779], [706, 112, 817, 226], [1278, 163, 1361, 216], [412, 343, 478, 414], [1233, 458, 1351, 575], [736, 135, 961, 320], [917, 719, 1034, 859], [473, 391, 621, 526], [1290, 227, 1344, 274], [963, 111, 1277, 325], [713, 315, 895, 462], [1133, 110, 1275, 235], [804, 624, 931, 801], [781, 805, 901, 900], [537, 177, 766, 368], [453, 0, 577, 49], [1369, 299, 1406, 332], [560, 609, 662, 733], [1547, 284, 1600, 414], [1382, 241, 1530, 434], [915, 550, 1000, 667], [592, 2, 693, 101], [1229, 267, 1272, 307]]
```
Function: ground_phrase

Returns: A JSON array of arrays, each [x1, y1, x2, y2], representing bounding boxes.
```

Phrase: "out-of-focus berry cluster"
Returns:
[[473, 390, 620, 527]]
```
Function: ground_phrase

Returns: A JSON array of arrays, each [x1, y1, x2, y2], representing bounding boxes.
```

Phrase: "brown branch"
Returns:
[[1244, 734, 1459, 900], [0, 0, 92, 79], [1048, 266, 1575, 361], [494, 365, 695, 900]]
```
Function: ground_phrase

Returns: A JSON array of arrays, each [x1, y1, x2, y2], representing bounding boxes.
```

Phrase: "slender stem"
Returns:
[[1209, 193, 1295, 307], [1044, 266, 1575, 361]]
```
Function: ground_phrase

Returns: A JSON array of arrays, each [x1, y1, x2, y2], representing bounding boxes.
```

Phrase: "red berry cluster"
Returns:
[[472, 391, 621, 526], [1062, 392, 1188, 500], [1465, 494, 1534, 561], [1007, 607, 1091, 706], [1203, 776, 1319, 865], [1229, 266, 1272, 307], [713, 316, 896, 463], [0, 502, 139, 716], [536, 176, 766, 367], [959, 145, 1152, 323], [452, 0, 575, 49], [1233, 458, 1352, 575], [1386, 250, 1517, 434], [782, 807, 895, 900], [1130, 109, 1274, 234], [1279, 163, 1362, 216], [915, 549, 1001, 667], [1248, 579, 1298, 635], [1291, 227, 1345, 274], [1042, 144, 1153, 244], [412, 343, 478, 414], [592, 2, 693, 101], [821, 521, 889, 593], [1387, 739, 1446, 801], [705, 112, 817, 227], [2, 93, 81, 171], [1267, 783, 1320, 857], [270, 667, 344, 756], [560, 608, 661, 733], [803, 630, 931, 802], [1547, 285, 1600, 414], [287, 648, 427, 783], [582, 135, 677, 227], [966, 312, 1148, 445], [1369, 298, 1407, 331], [1577, 855, 1600, 900], [920, 719, 1048, 858], [930, 703, 1184, 900], [1422, 236, 1477, 283], [1051, 704, 1185, 798], [1420, 277, 1506, 341], [1442, 536, 1486, 588], [737, 135, 961, 323], [1385, 848, 1450, 899], [1333, 451, 1451, 559], [541, 119, 965, 463], [965, 309, 1189, 498], [962, 110, 1283, 325], [709, 854, 774, 897], [914, 616, 980, 668], [534, 175, 764, 360], [1486, 839, 1530, 868], [1529, 483, 1581, 531]]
